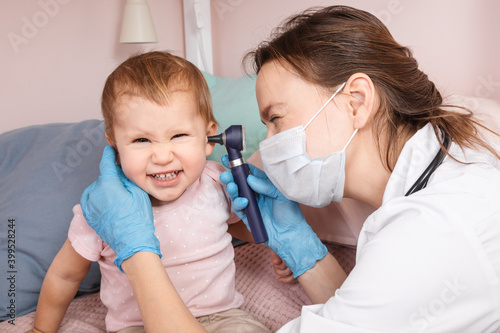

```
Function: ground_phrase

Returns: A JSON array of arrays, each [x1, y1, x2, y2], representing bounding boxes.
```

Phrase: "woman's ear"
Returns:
[[205, 121, 218, 156], [344, 73, 377, 130]]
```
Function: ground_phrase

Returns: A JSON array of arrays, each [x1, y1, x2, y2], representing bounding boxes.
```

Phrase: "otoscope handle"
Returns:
[[228, 149, 268, 244]]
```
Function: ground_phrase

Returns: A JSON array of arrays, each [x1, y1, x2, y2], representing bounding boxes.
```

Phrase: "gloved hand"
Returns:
[[220, 155, 327, 278], [81, 146, 162, 272]]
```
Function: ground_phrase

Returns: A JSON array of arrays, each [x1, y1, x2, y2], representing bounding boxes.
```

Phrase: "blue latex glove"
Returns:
[[81, 146, 162, 272], [220, 155, 327, 278]]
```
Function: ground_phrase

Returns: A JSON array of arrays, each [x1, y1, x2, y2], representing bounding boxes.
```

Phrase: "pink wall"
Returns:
[[212, 0, 500, 102], [0, 0, 184, 134], [2, 0, 499, 134]]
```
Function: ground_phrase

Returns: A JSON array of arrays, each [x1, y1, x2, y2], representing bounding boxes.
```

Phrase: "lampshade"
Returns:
[[119, 0, 158, 43]]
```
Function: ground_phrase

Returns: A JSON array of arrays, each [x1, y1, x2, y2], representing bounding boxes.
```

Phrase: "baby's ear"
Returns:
[[205, 121, 218, 155], [105, 132, 120, 166], [105, 132, 114, 146], [206, 121, 217, 136]]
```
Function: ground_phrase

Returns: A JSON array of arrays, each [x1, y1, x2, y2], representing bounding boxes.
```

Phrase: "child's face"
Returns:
[[110, 92, 216, 206]]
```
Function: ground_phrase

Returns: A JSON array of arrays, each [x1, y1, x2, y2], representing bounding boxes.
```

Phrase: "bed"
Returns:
[[0, 242, 356, 332]]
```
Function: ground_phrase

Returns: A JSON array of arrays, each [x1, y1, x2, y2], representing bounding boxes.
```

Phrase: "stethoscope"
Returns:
[[405, 129, 452, 196]]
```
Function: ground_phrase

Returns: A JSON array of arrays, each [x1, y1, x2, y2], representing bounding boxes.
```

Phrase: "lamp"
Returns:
[[119, 0, 158, 43]]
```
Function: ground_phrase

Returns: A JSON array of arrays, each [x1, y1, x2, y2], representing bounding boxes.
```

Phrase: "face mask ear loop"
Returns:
[[341, 128, 359, 152], [304, 82, 346, 130]]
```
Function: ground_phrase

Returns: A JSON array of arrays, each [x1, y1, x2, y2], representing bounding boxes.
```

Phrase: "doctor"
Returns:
[[81, 5, 500, 332]]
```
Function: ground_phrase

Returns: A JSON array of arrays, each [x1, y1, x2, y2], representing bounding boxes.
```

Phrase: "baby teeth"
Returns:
[[153, 171, 178, 180]]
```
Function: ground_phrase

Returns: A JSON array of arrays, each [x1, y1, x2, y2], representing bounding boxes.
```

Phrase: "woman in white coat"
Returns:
[[80, 5, 500, 332]]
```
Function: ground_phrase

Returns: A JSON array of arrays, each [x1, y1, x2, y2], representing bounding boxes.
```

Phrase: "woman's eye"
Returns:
[[134, 138, 150, 143], [269, 115, 281, 123]]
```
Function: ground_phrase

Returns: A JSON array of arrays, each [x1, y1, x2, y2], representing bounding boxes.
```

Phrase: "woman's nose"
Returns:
[[265, 129, 274, 140], [151, 145, 174, 165]]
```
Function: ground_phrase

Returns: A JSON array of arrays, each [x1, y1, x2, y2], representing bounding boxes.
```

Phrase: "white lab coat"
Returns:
[[279, 124, 500, 332]]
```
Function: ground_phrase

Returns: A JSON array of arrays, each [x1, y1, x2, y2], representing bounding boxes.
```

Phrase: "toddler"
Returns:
[[27, 51, 270, 333]]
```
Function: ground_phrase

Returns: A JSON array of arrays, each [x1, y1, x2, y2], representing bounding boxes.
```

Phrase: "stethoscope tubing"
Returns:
[[405, 128, 452, 196]]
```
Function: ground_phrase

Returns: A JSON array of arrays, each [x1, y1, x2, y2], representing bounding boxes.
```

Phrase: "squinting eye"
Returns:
[[172, 133, 187, 139], [269, 115, 281, 123], [134, 138, 150, 143]]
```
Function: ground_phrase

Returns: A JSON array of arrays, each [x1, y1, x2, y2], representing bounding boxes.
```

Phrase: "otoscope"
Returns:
[[208, 125, 268, 244]]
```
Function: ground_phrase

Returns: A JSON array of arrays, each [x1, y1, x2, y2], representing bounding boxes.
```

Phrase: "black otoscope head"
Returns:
[[208, 125, 246, 155]]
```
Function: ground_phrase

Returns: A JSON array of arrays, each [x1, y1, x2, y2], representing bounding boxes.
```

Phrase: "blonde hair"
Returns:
[[102, 51, 215, 142]]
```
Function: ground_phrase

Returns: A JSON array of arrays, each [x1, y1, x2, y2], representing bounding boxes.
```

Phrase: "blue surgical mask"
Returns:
[[259, 82, 358, 207]]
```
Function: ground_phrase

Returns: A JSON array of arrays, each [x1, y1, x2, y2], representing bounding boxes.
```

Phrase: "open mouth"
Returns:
[[152, 171, 179, 181]]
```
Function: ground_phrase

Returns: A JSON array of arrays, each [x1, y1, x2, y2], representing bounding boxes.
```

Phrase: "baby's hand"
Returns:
[[269, 249, 295, 284]]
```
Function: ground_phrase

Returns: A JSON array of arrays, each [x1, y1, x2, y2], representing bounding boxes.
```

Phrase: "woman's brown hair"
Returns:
[[245, 5, 499, 170], [102, 51, 215, 143]]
